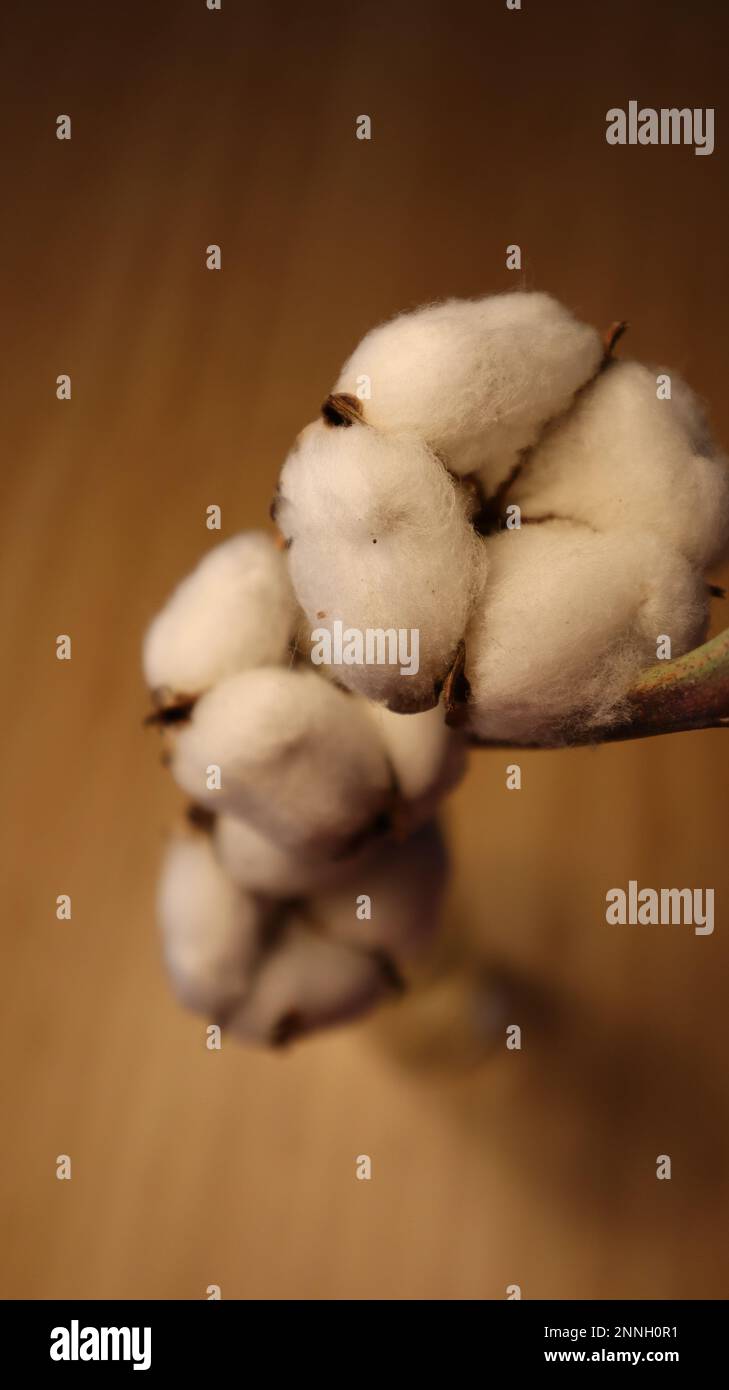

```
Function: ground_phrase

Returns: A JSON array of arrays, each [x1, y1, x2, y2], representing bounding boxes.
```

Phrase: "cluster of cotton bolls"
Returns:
[[144, 533, 461, 1047], [145, 290, 729, 1046], [276, 291, 729, 741]]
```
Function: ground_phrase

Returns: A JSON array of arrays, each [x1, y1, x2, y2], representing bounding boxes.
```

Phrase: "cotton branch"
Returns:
[[469, 626, 729, 749]]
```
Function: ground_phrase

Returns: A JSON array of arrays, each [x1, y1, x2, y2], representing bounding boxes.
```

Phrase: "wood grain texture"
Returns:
[[1, 0, 728, 1300]]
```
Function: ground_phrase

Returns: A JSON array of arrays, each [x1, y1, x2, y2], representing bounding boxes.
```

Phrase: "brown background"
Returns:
[[1, 0, 728, 1299]]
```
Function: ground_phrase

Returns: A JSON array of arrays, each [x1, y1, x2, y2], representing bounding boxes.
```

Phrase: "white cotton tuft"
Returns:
[[510, 362, 729, 570], [170, 667, 393, 854], [213, 813, 372, 898], [464, 522, 708, 742], [227, 918, 393, 1046], [157, 830, 266, 1016], [334, 291, 603, 488], [312, 820, 449, 962], [362, 700, 466, 828], [277, 421, 484, 710], [142, 531, 296, 701]]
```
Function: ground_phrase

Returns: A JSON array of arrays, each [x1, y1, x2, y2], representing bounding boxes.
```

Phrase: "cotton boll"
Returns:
[[333, 292, 603, 489], [171, 667, 393, 854], [311, 820, 449, 962], [143, 531, 296, 704], [362, 701, 467, 828], [277, 421, 483, 711], [227, 917, 394, 1047], [509, 362, 729, 570], [464, 522, 708, 743], [213, 813, 371, 897], [157, 830, 266, 1016]]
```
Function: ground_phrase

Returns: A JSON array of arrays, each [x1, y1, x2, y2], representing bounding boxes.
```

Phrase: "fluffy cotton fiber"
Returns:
[[213, 812, 372, 897], [465, 522, 708, 742], [143, 531, 295, 702], [171, 667, 393, 854], [227, 917, 394, 1046], [159, 831, 394, 1045], [157, 829, 267, 1016], [277, 421, 484, 710], [334, 291, 603, 488], [311, 819, 449, 962], [362, 700, 466, 829], [211, 702, 463, 895], [510, 362, 729, 569]]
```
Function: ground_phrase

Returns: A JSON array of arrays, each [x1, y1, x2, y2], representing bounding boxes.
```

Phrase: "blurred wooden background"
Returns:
[[1, 0, 728, 1299]]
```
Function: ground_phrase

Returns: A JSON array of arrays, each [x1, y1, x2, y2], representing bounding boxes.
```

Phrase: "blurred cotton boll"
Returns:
[[170, 667, 393, 855], [227, 917, 397, 1047], [213, 812, 373, 898], [157, 829, 268, 1017], [142, 531, 296, 704], [311, 819, 449, 963], [361, 700, 467, 830]]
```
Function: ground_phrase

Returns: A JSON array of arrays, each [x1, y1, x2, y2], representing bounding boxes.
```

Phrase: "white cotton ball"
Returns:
[[157, 830, 266, 1016], [170, 667, 393, 854], [334, 292, 603, 488], [277, 421, 483, 711], [362, 701, 467, 828], [509, 362, 729, 570], [464, 522, 708, 742], [311, 820, 449, 962], [227, 918, 394, 1046], [213, 813, 372, 897], [142, 531, 296, 702]]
